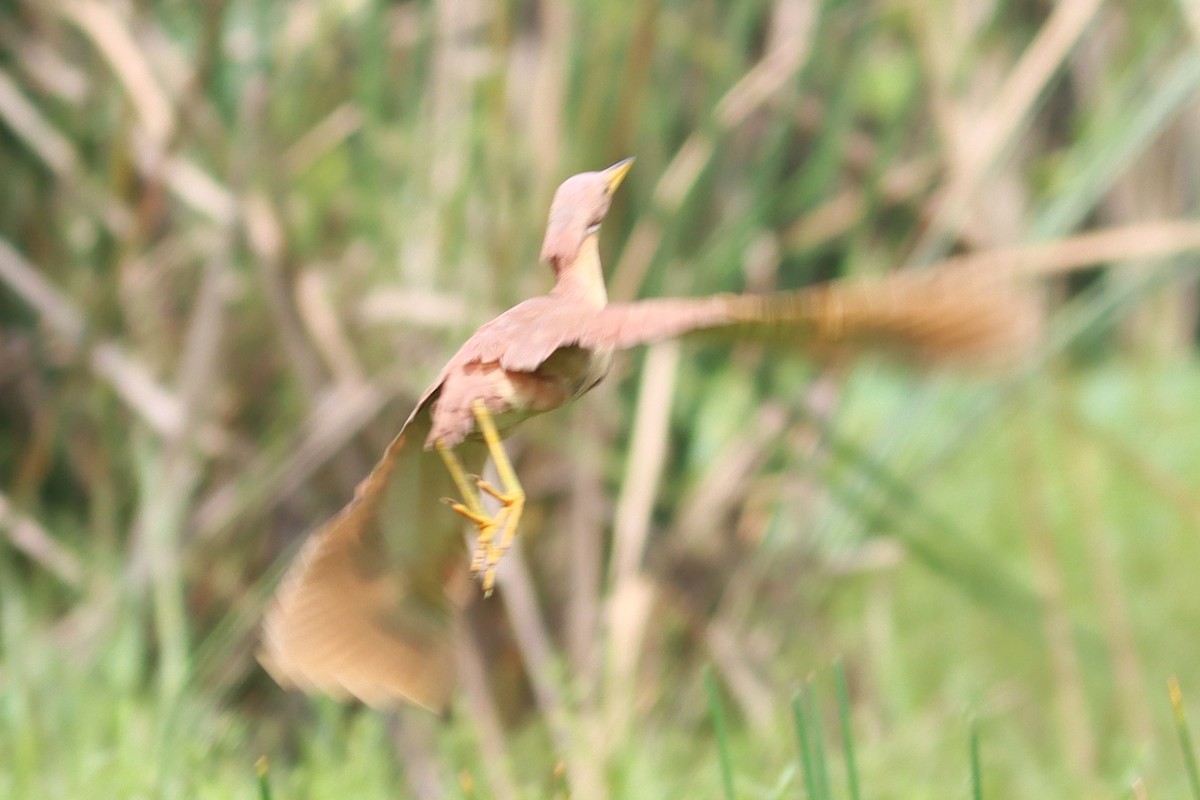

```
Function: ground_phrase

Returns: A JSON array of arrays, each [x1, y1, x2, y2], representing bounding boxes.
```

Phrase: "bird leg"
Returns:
[[435, 402, 525, 595], [436, 441, 488, 518], [436, 441, 503, 570], [468, 400, 525, 593]]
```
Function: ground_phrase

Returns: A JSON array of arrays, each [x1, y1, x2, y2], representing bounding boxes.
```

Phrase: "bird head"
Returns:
[[539, 157, 634, 269]]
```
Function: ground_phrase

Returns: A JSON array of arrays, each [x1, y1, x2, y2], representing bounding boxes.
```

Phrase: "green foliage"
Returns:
[[1, 0, 1199, 797]]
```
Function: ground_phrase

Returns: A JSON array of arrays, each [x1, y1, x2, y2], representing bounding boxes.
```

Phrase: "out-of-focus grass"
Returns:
[[6, 362, 1199, 798], [1, 0, 1199, 797]]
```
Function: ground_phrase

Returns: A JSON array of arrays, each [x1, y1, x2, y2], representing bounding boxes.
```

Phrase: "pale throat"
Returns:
[[551, 232, 608, 308]]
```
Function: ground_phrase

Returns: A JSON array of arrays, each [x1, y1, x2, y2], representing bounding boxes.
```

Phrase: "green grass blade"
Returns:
[[791, 691, 822, 800], [1170, 677, 1200, 799], [705, 666, 737, 800], [833, 660, 861, 800], [256, 755, 272, 800], [806, 683, 832, 800], [969, 718, 983, 800]]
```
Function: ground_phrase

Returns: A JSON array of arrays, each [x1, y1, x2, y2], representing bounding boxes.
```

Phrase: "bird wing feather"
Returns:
[[259, 404, 485, 712], [409, 296, 594, 381], [435, 270, 1037, 382], [571, 270, 1040, 364]]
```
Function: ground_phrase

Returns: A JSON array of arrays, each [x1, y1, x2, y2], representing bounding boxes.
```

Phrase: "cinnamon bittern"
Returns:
[[260, 158, 1038, 711]]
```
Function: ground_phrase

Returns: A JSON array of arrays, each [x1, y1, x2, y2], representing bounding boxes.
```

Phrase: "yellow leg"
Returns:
[[434, 402, 525, 595], [437, 440, 505, 585], [435, 439, 484, 516], [470, 400, 525, 594]]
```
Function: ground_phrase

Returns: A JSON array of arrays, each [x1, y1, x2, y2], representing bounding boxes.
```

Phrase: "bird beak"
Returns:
[[603, 157, 635, 192]]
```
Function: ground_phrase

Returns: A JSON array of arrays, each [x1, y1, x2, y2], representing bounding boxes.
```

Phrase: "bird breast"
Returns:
[[541, 343, 613, 401], [427, 345, 613, 449], [492, 344, 613, 429]]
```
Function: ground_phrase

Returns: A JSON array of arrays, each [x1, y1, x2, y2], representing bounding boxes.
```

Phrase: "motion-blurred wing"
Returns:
[[576, 269, 1040, 364], [259, 405, 484, 712]]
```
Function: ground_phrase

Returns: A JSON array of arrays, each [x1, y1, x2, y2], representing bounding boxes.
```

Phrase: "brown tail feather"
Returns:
[[259, 417, 484, 712]]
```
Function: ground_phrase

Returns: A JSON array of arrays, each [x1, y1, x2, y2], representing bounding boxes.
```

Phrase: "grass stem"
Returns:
[[705, 666, 737, 800], [1170, 677, 1200, 799]]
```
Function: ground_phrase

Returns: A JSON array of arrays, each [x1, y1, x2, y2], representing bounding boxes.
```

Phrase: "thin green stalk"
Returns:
[[256, 756, 272, 800], [791, 691, 822, 800], [833, 660, 861, 800], [806, 683, 832, 800], [970, 719, 983, 800], [705, 666, 736, 800], [1170, 677, 1200, 799]]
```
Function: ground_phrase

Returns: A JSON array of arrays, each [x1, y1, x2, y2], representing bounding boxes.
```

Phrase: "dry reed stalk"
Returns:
[[784, 157, 939, 251], [453, 623, 522, 800], [609, 0, 818, 300], [282, 103, 365, 176], [495, 537, 605, 800], [52, 1, 238, 226], [528, 0, 571, 197], [670, 402, 792, 553], [388, 714, 448, 800], [129, 220, 235, 701], [931, 220, 1200, 278], [0, 236, 232, 450], [0, 67, 134, 235], [563, 404, 609, 688], [704, 617, 775, 728], [0, 492, 83, 587], [1102, 113, 1194, 353], [604, 340, 679, 733], [1058, 416, 1154, 743], [295, 268, 368, 388], [242, 192, 331, 398], [57, 0, 174, 145], [189, 373, 399, 541], [1010, 407, 1098, 780], [909, 0, 1105, 263], [357, 287, 478, 329], [1062, 412, 1200, 532], [1183, 0, 1200, 41], [0, 68, 78, 174], [607, 340, 681, 586]]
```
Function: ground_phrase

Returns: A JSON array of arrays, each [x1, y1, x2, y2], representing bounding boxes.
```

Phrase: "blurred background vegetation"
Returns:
[[2, 0, 1199, 797]]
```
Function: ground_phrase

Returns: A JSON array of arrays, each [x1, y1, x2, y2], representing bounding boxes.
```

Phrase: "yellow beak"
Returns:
[[603, 157, 635, 192]]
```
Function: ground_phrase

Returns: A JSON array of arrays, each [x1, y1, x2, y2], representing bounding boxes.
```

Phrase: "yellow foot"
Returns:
[[472, 480, 524, 593], [443, 497, 507, 594], [434, 401, 527, 596]]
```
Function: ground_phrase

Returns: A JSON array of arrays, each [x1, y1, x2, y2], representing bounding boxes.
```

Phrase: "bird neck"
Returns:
[[551, 232, 608, 308]]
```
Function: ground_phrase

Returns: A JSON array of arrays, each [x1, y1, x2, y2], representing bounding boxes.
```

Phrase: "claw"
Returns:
[[468, 507, 507, 574]]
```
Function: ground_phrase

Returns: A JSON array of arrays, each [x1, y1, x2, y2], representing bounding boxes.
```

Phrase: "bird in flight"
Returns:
[[260, 158, 1038, 711]]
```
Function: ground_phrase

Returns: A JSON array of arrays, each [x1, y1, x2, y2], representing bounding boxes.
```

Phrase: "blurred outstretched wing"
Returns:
[[259, 404, 484, 712], [578, 269, 1041, 365]]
